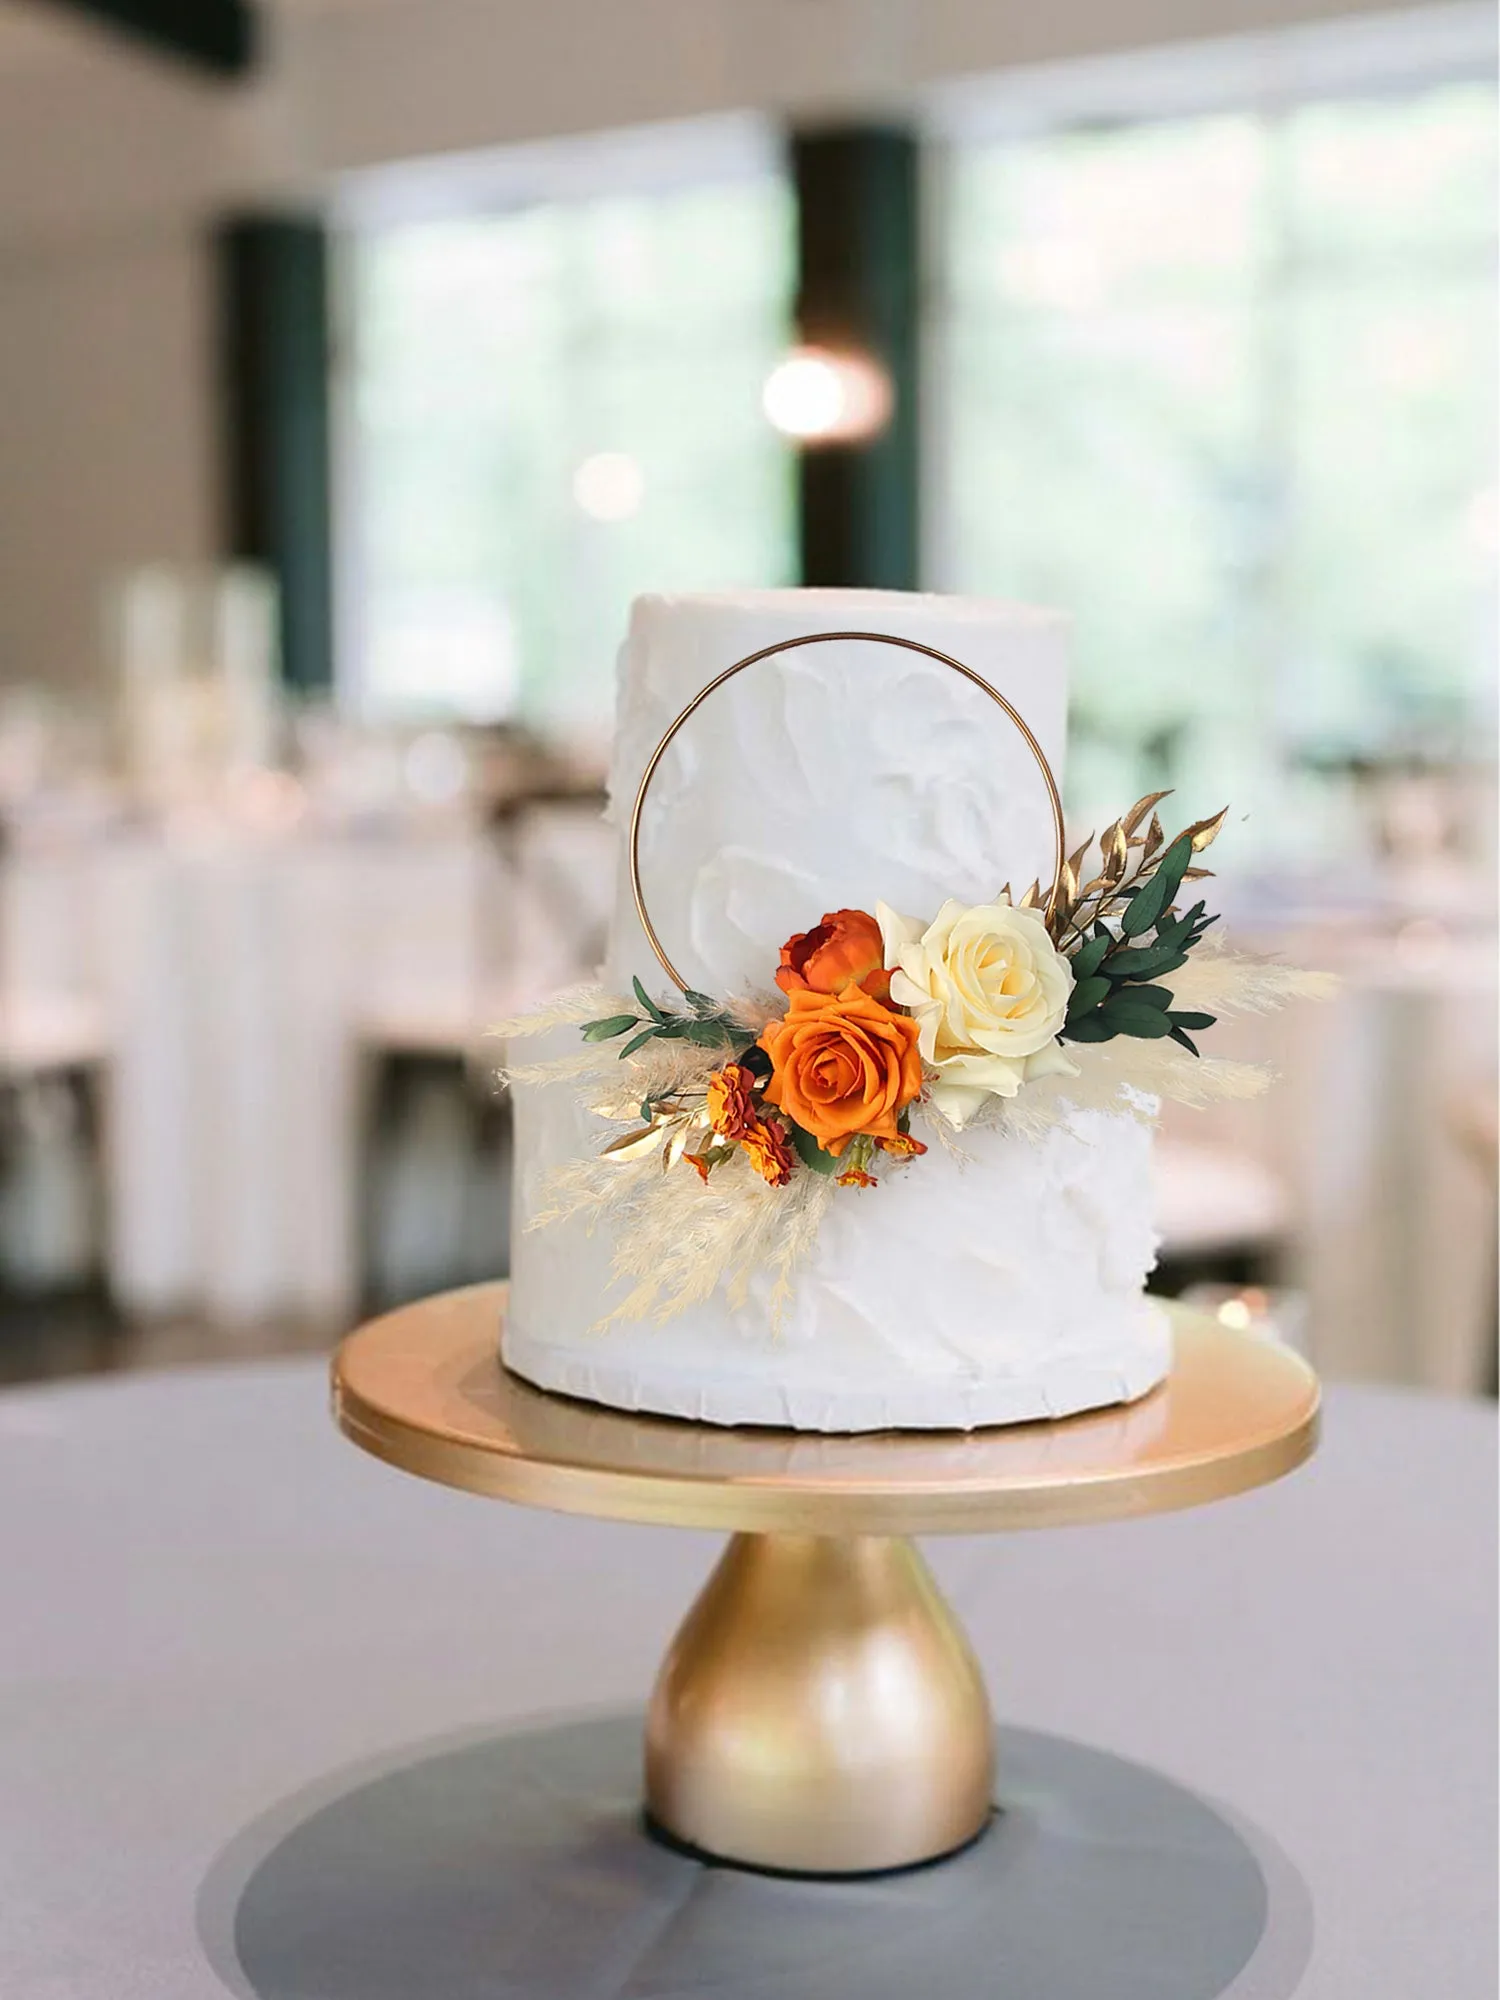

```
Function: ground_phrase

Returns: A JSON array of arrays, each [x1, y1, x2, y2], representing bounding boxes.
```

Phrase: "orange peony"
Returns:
[[775, 908, 891, 1002], [740, 1114, 795, 1188], [705, 1063, 757, 1142], [759, 987, 923, 1157]]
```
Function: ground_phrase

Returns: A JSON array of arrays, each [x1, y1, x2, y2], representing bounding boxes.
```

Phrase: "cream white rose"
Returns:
[[876, 897, 1078, 1127]]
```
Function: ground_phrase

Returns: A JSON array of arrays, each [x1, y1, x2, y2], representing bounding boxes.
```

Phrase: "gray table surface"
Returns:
[[0, 1357, 1494, 1998]]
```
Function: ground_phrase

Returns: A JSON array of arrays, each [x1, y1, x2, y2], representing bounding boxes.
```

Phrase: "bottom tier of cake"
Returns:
[[504, 1067, 1172, 1434]]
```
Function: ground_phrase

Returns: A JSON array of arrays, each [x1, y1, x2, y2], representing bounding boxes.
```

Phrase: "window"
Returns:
[[338, 124, 795, 731], [933, 57, 1496, 858]]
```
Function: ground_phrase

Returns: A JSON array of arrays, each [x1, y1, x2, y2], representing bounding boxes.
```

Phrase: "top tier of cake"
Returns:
[[606, 590, 1068, 999]]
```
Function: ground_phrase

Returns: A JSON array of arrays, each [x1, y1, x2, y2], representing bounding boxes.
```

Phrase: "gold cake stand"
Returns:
[[332, 1282, 1319, 1877]]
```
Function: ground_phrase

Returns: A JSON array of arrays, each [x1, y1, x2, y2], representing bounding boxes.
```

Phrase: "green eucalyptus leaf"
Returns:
[[632, 975, 665, 1023], [1125, 984, 1174, 1010], [790, 1124, 839, 1174], [1069, 933, 1112, 980], [1061, 1013, 1120, 1043], [1105, 945, 1188, 981], [582, 1014, 638, 1042], [1152, 920, 1189, 953], [1120, 833, 1193, 937], [1066, 974, 1111, 1016], [1099, 1001, 1174, 1039], [686, 1020, 738, 1047], [617, 1026, 658, 1060], [1168, 1026, 1201, 1056], [1167, 1010, 1217, 1031]]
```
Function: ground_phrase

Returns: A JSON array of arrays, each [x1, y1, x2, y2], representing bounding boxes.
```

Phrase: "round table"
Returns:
[[0, 1355, 1493, 1997]]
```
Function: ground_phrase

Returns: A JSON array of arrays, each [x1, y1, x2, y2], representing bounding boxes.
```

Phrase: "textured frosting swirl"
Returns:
[[607, 591, 1068, 1000]]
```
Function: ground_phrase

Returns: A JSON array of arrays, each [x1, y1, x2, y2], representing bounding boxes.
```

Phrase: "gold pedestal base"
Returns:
[[331, 1285, 1320, 1878], [645, 1533, 994, 1875]]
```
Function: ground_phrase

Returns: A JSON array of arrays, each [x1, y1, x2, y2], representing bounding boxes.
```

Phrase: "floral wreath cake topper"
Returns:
[[497, 632, 1332, 1325]]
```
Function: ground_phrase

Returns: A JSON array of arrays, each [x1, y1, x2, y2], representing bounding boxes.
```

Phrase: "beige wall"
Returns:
[[0, 227, 217, 693], [0, 0, 1481, 692]]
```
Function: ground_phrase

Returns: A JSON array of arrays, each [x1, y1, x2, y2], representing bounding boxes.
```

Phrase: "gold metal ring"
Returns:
[[627, 630, 1067, 995]]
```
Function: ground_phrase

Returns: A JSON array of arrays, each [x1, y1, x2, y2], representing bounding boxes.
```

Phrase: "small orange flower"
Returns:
[[836, 1165, 878, 1189], [877, 1130, 927, 1160], [739, 1114, 795, 1188], [775, 909, 891, 1002], [705, 1063, 757, 1141], [759, 986, 923, 1157]]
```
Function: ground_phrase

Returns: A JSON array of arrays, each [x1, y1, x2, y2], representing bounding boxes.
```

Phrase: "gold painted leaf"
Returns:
[[1018, 879, 1042, 909], [1181, 806, 1229, 852], [592, 1095, 641, 1121], [1123, 790, 1172, 837], [1144, 812, 1165, 858], [1182, 865, 1215, 880], [1066, 834, 1094, 881], [601, 1124, 667, 1163], [1102, 821, 1128, 883]]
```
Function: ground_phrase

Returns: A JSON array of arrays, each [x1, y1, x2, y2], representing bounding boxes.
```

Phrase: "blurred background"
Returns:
[[0, 0, 1492, 1392]]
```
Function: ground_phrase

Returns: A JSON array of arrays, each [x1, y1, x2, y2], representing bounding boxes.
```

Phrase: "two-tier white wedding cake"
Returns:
[[503, 589, 1170, 1432]]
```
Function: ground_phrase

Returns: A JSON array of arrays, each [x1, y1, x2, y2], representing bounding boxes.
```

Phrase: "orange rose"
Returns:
[[775, 909, 891, 1002], [740, 1114, 795, 1188], [759, 987, 923, 1157]]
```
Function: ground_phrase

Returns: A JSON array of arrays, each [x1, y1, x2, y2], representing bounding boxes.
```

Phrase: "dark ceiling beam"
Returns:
[[37, 0, 256, 75]]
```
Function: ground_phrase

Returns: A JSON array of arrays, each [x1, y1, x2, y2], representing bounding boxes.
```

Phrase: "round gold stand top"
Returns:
[[331, 1284, 1319, 1535]]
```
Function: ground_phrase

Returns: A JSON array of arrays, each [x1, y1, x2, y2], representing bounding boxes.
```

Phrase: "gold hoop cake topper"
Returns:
[[627, 629, 1068, 996]]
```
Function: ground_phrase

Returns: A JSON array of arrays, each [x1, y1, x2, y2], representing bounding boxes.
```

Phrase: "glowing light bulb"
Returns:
[[762, 346, 893, 444], [573, 452, 645, 522]]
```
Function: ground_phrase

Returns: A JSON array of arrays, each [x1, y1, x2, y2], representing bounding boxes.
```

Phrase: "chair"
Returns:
[[1151, 1138, 1290, 1296], [357, 781, 611, 1309], [0, 836, 111, 1301]]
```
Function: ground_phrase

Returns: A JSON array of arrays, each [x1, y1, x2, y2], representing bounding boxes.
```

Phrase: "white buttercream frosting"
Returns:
[[606, 590, 1069, 998], [505, 589, 1169, 1432]]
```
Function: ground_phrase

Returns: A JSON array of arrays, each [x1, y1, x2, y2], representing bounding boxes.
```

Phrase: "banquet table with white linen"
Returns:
[[1, 816, 607, 1322], [0, 1354, 1493, 1998]]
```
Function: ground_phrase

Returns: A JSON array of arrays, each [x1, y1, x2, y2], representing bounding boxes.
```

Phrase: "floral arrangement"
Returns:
[[498, 793, 1331, 1324]]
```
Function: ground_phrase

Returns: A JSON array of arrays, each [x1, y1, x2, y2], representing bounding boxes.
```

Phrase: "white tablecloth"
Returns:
[[0, 1358, 1493, 1996], [3, 825, 507, 1320], [1160, 923, 1498, 1392]]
